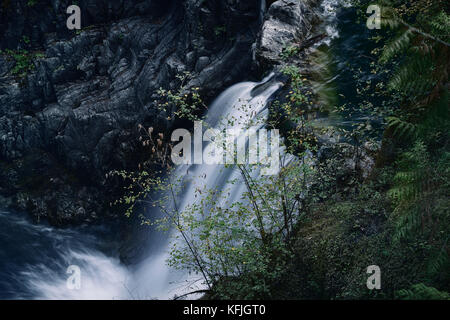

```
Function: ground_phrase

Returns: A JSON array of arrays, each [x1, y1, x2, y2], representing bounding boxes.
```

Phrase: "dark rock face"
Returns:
[[0, 0, 263, 224], [0, 0, 319, 225], [255, 0, 320, 68], [0, 0, 170, 49]]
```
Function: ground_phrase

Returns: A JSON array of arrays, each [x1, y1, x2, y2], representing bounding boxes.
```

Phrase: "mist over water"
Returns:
[[0, 210, 128, 299]]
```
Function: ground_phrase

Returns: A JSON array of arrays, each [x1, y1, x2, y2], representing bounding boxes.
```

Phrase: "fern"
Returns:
[[386, 116, 417, 139], [429, 11, 450, 40], [387, 53, 435, 97], [388, 141, 430, 241], [380, 29, 413, 63], [427, 240, 450, 276], [378, 0, 450, 293], [377, 2, 449, 106], [397, 283, 450, 300]]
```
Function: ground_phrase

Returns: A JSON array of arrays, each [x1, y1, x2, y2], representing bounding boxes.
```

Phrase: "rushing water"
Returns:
[[0, 0, 377, 299], [132, 73, 283, 299], [317, 0, 386, 131], [0, 209, 127, 299], [0, 74, 283, 300]]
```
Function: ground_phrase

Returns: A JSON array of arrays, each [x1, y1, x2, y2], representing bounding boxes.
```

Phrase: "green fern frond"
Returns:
[[380, 29, 413, 63], [427, 244, 449, 276], [397, 283, 450, 300], [429, 11, 450, 38], [388, 184, 420, 202], [386, 117, 417, 139], [393, 207, 421, 239], [388, 54, 435, 96], [379, 4, 399, 29], [388, 141, 434, 241]]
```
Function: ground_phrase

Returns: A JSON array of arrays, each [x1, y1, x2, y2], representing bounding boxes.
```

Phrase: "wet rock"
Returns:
[[195, 56, 210, 72], [0, 0, 264, 224], [186, 51, 196, 68], [255, 0, 320, 67]]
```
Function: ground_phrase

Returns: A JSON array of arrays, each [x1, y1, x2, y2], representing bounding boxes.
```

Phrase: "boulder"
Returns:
[[255, 0, 319, 67]]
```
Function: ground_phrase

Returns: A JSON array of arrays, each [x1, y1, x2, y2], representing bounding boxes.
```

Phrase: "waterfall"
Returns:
[[0, 74, 282, 300], [129, 73, 283, 299]]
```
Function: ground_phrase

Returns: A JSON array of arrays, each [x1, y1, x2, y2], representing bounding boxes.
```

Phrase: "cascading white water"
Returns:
[[127, 73, 283, 299], [4, 74, 283, 300], [0, 209, 130, 300]]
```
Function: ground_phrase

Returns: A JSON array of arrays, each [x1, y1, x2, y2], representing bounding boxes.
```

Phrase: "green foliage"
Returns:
[[166, 160, 313, 298], [275, 0, 450, 299], [22, 36, 31, 45], [387, 118, 449, 279], [280, 45, 300, 61], [156, 72, 206, 122], [397, 283, 450, 300], [373, 4, 450, 267], [375, 2, 449, 265], [388, 141, 429, 239], [429, 11, 450, 35], [387, 52, 435, 97], [379, 29, 412, 63], [273, 66, 319, 155], [171, 155, 317, 298], [376, 2, 450, 106], [0, 49, 45, 78], [386, 116, 417, 139]]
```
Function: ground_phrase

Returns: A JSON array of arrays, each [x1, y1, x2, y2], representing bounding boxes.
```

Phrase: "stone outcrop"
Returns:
[[255, 0, 320, 68]]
